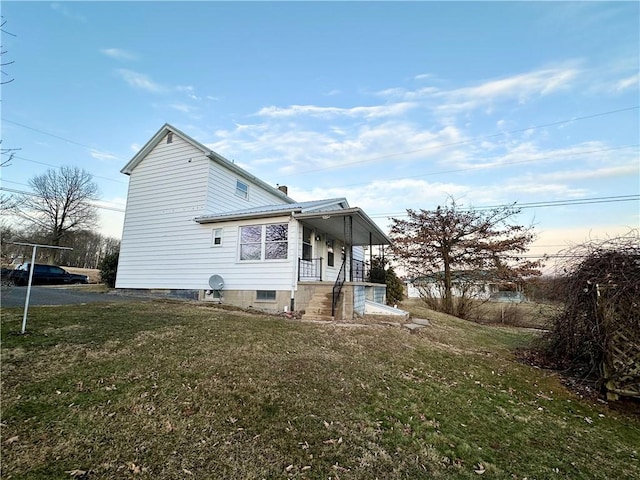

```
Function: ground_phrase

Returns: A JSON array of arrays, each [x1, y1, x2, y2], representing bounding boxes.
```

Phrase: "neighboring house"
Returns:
[[115, 124, 391, 320], [406, 271, 506, 300]]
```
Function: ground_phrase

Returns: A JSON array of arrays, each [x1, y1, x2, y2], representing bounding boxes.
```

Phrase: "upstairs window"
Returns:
[[236, 180, 249, 199], [167, 132, 173, 144]]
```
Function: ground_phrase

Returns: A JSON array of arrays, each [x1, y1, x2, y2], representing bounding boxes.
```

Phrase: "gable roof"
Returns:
[[120, 123, 295, 204]]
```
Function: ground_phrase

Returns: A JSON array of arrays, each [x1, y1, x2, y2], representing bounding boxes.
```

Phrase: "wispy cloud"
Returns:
[[169, 103, 198, 114], [376, 65, 580, 113], [520, 163, 639, 184], [50, 3, 86, 22], [613, 73, 639, 93], [255, 102, 416, 119], [90, 149, 121, 162], [176, 85, 200, 100], [434, 67, 580, 113], [209, 117, 465, 179], [101, 48, 137, 61], [115, 69, 167, 93]]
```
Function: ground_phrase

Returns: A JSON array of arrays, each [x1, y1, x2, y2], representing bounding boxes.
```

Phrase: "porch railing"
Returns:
[[298, 257, 323, 281], [352, 259, 366, 282], [332, 259, 346, 317]]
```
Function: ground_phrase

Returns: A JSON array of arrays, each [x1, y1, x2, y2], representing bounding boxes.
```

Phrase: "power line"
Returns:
[[276, 105, 640, 178], [1, 155, 127, 184], [369, 194, 640, 218], [5, 105, 638, 182], [3, 119, 126, 161], [338, 144, 639, 189], [0, 186, 126, 213]]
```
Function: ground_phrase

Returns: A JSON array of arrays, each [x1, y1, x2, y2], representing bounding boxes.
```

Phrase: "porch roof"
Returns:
[[293, 208, 391, 246], [194, 203, 391, 246]]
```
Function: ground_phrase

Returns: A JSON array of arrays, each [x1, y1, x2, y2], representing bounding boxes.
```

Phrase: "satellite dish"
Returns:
[[208, 274, 224, 290]]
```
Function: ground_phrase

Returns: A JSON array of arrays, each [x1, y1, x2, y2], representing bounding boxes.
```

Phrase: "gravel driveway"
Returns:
[[1, 286, 147, 308]]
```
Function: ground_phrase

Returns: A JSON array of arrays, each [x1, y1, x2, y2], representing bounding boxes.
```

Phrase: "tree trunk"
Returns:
[[442, 250, 454, 315]]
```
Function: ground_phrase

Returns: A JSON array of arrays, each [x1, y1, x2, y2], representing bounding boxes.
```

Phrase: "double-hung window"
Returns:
[[240, 223, 288, 261], [236, 180, 249, 199], [211, 228, 223, 246]]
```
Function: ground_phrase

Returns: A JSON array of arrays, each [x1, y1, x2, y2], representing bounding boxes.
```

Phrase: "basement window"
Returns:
[[256, 290, 276, 301]]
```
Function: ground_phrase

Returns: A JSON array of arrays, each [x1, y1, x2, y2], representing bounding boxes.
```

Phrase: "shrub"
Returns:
[[98, 251, 119, 288], [536, 233, 639, 394]]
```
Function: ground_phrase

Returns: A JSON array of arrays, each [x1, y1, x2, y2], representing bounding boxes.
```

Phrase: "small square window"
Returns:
[[256, 290, 276, 301], [236, 180, 249, 199], [212, 228, 223, 246]]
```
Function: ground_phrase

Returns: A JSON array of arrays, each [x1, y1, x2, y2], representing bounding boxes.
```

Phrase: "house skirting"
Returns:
[[118, 283, 387, 320]]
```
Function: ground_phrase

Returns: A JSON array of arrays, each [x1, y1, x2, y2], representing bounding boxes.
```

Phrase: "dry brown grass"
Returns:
[[1, 300, 638, 479]]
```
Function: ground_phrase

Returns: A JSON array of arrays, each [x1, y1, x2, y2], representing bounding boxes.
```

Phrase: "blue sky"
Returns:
[[2, 1, 639, 264]]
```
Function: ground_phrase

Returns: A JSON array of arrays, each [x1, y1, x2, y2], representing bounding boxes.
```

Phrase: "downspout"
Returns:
[[369, 232, 372, 277], [290, 213, 297, 312], [346, 215, 353, 281]]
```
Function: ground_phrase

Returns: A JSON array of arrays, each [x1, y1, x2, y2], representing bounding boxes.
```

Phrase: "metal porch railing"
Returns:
[[332, 259, 346, 317], [298, 257, 323, 281]]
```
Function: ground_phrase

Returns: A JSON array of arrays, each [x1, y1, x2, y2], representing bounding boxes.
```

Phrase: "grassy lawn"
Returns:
[[1, 299, 638, 479]]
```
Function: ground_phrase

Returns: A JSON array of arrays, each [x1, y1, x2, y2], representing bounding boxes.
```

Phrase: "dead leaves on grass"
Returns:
[[3, 435, 19, 445]]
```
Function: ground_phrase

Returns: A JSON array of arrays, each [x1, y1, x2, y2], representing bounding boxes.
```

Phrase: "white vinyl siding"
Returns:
[[117, 135, 213, 289], [116, 131, 297, 291], [204, 163, 288, 214]]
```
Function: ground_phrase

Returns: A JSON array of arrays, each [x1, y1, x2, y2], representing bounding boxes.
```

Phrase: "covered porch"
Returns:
[[293, 207, 391, 320]]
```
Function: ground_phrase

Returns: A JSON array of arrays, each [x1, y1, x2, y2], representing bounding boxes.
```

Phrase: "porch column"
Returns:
[[344, 215, 353, 281]]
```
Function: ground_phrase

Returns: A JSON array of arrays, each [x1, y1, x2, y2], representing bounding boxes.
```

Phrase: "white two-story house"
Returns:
[[115, 124, 391, 320]]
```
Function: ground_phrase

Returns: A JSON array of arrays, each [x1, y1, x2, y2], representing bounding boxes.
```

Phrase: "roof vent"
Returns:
[[277, 185, 288, 195]]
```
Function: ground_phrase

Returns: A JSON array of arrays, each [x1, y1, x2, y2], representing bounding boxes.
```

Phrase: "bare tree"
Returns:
[[14, 166, 100, 248], [1, 18, 18, 168], [1, 16, 15, 85], [389, 199, 541, 317]]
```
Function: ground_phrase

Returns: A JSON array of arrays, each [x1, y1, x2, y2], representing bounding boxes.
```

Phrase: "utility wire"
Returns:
[[337, 144, 639, 189], [369, 194, 640, 218], [276, 105, 640, 178], [5, 105, 638, 180], [0, 186, 126, 212], [3, 119, 126, 161]]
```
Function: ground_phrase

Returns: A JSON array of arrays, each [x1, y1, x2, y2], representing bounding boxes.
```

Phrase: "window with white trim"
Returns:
[[236, 180, 249, 199], [211, 228, 223, 247], [239, 223, 288, 261]]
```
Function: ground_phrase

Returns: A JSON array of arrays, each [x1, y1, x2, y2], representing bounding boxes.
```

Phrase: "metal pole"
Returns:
[[11, 242, 73, 335], [21, 246, 38, 334]]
